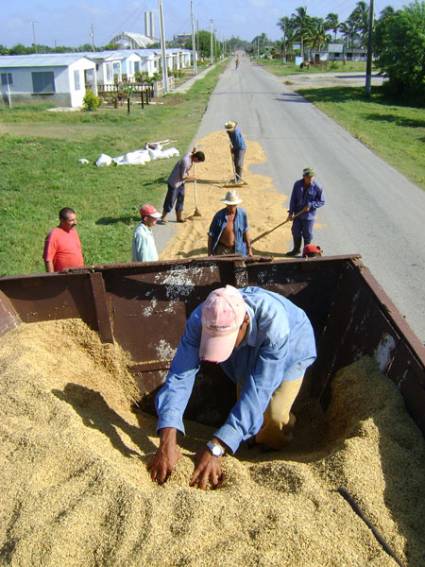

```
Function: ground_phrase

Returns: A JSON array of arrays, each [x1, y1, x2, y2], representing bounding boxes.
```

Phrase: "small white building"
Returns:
[[0, 53, 97, 108], [168, 49, 192, 70], [83, 51, 125, 85], [83, 50, 147, 83], [134, 49, 161, 77]]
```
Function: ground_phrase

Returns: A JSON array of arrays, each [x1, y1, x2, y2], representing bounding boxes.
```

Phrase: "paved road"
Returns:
[[157, 57, 425, 341]]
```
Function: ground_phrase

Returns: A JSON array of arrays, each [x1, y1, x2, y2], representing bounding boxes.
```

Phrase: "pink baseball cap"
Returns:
[[200, 285, 247, 363], [140, 203, 161, 219]]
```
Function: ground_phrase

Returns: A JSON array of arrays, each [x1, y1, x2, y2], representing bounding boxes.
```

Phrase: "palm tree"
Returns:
[[309, 18, 330, 52], [325, 12, 339, 41], [348, 1, 370, 47], [339, 20, 357, 50], [291, 6, 310, 60], [278, 16, 295, 61]]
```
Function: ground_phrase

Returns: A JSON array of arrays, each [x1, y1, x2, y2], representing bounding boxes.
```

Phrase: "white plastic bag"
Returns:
[[113, 149, 151, 166], [96, 154, 113, 167]]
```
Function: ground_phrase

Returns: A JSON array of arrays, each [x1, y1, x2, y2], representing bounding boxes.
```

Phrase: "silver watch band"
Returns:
[[206, 440, 225, 457]]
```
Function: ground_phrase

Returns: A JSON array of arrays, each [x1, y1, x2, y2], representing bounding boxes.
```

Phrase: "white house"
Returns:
[[82, 51, 125, 84], [0, 53, 97, 108], [134, 49, 161, 77], [168, 49, 192, 70]]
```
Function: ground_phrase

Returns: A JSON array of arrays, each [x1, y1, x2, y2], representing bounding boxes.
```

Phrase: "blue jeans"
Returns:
[[292, 218, 314, 245], [233, 149, 246, 181], [163, 183, 185, 214]]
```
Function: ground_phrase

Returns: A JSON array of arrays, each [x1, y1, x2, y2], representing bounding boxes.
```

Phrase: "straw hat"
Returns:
[[224, 120, 237, 131], [222, 190, 242, 205]]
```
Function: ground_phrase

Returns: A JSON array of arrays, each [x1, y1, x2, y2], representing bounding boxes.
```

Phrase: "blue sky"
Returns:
[[1, 0, 410, 47]]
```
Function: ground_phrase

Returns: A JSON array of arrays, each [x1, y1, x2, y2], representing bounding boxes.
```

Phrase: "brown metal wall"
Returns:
[[0, 256, 424, 435]]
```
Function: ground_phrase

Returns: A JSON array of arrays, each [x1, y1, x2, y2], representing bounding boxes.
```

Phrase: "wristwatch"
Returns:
[[206, 440, 225, 457]]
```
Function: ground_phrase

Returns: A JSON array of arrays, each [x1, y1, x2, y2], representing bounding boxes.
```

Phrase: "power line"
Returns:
[[99, 3, 147, 45]]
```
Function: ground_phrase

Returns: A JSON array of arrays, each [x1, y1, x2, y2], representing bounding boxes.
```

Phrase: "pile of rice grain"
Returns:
[[0, 320, 424, 567]]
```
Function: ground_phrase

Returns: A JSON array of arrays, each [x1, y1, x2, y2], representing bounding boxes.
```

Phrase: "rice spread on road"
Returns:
[[160, 130, 307, 260], [1, 319, 424, 567]]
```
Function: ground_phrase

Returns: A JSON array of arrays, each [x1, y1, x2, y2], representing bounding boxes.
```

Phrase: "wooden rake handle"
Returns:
[[251, 210, 304, 245]]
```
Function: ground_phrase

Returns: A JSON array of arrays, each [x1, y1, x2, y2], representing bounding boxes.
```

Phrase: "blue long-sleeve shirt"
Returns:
[[208, 207, 249, 255], [155, 286, 316, 453], [289, 179, 325, 220], [227, 127, 246, 151]]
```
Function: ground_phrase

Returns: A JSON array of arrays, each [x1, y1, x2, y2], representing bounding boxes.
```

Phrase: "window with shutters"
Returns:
[[1, 73, 13, 86], [32, 71, 55, 94]]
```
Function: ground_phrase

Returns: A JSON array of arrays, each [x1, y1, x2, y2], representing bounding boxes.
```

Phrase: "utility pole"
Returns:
[[31, 21, 38, 53], [209, 19, 214, 64], [257, 37, 260, 59], [365, 0, 375, 97], [190, 0, 197, 74], [159, 0, 169, 94], [89, 24, 95, 52]]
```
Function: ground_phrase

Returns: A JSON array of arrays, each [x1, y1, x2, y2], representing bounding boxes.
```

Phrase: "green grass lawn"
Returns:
[[296, 86, 425, 191], [0, 63, 226, 276], [256, 59, 372, 76]]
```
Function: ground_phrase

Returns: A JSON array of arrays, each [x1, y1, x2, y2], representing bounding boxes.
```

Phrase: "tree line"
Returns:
[[255, 1, 425, 101]]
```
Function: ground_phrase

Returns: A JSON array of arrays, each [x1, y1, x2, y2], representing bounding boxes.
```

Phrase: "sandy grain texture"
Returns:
[[1, 320, 425, 566]]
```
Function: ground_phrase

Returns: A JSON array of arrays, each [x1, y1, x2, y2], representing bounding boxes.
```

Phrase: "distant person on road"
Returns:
[[159, 149, 206, 224], [208, 190, 253, 256], [235, 55, 240, 70], [286, 168, 325, 257], [132, 204, 161, 262], [225, 121, 247, 184], [43, 207, 84, 273]]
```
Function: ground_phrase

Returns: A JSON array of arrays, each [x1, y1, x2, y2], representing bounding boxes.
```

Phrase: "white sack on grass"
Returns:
[[147, 147, 163, 160], [113, 149, 151, 166], [95, 146, 179, 168], [78, 158, 89, 165], [147, 146, 180, 160], [96, 154, 113, 167], [160, 147, 180, 159]]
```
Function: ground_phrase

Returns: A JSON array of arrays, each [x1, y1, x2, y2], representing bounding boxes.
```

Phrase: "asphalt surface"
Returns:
[[155, 57, 425, 341]]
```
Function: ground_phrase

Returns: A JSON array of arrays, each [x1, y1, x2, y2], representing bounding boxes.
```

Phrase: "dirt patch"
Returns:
[[282, 72, 385, 91], [0, 320, 424, 566], [0, 122, 114, 140]]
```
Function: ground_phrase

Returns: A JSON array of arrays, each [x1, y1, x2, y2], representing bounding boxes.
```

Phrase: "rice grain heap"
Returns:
[[0, 320, 424, 567]]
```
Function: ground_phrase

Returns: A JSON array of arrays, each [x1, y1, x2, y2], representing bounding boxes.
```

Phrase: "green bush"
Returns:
[[375, 1, 425, 101], [83, 89, 101, 111]]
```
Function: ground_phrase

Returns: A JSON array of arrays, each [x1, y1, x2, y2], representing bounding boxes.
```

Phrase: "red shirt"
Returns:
[[43, 227, 84, 272]]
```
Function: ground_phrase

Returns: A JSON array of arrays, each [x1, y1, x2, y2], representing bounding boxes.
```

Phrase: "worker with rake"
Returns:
[[207, 190, 253, 256], [150, 285, 316, 489], [286, 167, 325, 257], [225, 120, 247, 185], [158, 149, 205, 224]]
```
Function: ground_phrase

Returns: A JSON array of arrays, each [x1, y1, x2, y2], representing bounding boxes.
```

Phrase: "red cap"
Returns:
[[140, 204, 161, 219], [303, 244, 322, 257]]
